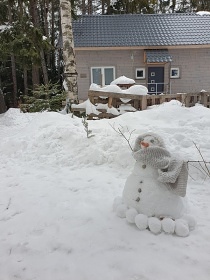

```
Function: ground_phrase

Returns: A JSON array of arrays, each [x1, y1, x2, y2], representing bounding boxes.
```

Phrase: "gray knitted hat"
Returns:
[[132, 132, 188, 197], [133, 132, 166, 152]]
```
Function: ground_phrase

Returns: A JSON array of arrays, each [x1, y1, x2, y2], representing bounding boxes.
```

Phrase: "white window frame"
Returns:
[[135, 68, 145, 79], [91, 66, 115, 86], [170, 67, 180, 79]]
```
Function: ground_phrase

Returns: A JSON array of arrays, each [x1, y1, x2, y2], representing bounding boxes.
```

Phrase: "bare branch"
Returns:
[[187, 162, 208, 180], [109, 123, 135, 151], [193, 142, 210, 177]]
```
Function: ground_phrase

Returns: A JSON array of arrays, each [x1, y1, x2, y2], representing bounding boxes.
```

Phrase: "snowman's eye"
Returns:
[[150, 139, 154, 143]]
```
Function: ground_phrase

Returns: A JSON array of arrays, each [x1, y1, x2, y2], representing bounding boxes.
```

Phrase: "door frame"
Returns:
[[147, 66, 165, 94]]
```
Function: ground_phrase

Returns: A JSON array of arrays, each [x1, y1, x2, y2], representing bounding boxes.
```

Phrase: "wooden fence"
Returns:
[[71, 90, 210, 119]]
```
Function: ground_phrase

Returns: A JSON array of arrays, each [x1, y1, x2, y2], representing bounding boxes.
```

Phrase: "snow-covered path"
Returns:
[[0, 104, 210, 280]]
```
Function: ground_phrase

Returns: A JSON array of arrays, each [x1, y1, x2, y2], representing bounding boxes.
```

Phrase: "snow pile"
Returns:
[[118, 104, 136, 113], [197, 11, 210, 16], [89, 83, 122, 93], [125, 84, 148, 95], [89, 83, 148, 96], [110, 75, 135, 85], [1, 102, 210, 280], [71, 99, 100, 115], [88, 80, 148, 114]]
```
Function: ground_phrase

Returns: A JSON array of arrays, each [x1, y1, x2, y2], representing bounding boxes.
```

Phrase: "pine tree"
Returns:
[[20, 82, 66, 112]]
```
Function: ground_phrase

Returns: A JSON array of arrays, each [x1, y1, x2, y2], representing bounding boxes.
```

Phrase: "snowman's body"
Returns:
[[114, 133, 194, 237], [123, 160, 187, 219]]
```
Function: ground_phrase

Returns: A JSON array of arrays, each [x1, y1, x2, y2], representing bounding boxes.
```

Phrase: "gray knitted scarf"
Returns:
[[133, 146, 188, 197]]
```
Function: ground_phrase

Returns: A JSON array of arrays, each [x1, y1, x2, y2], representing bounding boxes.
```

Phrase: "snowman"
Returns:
[[114, 132, 196, 237]]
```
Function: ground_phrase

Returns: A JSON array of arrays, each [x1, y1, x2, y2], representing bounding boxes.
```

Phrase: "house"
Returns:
[[72, 13, 210, 100]]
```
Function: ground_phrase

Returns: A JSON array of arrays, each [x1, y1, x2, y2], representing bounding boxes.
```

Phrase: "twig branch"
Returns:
[[187, 162, 208, 180], [193, 141, 210, 177], [109, 123, 135, 151], [5, 198, 11, 210], [188, 160, 210, 163]]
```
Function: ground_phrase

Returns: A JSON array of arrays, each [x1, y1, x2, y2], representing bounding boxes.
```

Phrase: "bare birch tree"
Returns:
[[60, 0, 78, 102]]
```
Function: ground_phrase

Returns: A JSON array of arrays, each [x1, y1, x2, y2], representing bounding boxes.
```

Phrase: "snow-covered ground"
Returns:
[[0, 101, 210, 280]]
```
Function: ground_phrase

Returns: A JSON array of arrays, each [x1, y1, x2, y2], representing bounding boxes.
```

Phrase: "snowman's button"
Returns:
[[138, 188, 142, 193], [136, 197, 140, 202], [140, 181, 143, 184], [142, 164, 146, 169]]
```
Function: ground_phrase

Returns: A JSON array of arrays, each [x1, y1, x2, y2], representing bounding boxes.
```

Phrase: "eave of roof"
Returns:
[[74, 44, 210, 51]]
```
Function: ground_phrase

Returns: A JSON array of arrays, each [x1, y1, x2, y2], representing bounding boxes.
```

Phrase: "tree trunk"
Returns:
[[60, 0, 78, 101], [23, 67, 28, 95], [88, 0, 93, 14], [32, 65, 40, 89], [0, 91, 7, 113], [30, 0, 49, 86], [8, 5, 18, 107], [82, 0, 86, 14], [30, 0, 40, 88], [40, 49, 49, 85]]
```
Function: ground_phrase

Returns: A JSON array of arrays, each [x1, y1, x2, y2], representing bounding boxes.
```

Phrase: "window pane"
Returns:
[[92, 68, 102, 85], [104, 68, 114, 85], [137, 70, 144, 78]]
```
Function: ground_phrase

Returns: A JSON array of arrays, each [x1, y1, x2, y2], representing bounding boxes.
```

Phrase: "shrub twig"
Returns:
[[109, 123, 135, 151], [187, 142, 210, 179]]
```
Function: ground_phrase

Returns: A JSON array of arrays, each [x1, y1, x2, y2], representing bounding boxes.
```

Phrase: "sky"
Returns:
[[0, 99, 210, 280]]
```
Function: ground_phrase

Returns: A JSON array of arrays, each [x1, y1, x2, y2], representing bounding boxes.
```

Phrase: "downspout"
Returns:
[[169, 61, 171, 94]]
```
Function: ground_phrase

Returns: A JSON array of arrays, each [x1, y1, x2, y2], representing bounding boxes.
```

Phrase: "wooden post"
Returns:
[[160, 96, 165, 104], [133, 100, 139, 110], [200, 91, 207, 107], [89, 95, 95, 104], [141, 96, 147, 110], [185, 94, 190, 107], [108, 97, 113, 108]]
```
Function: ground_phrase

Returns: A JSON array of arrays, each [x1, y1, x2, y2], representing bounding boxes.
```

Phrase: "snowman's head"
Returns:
[[133, 133, 165, 152]]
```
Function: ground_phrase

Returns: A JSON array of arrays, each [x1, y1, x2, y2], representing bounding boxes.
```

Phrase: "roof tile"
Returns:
[[73, 13, 210, 47]]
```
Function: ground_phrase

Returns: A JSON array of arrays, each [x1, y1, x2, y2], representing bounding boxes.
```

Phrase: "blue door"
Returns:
[[148, 67, 164, 94]]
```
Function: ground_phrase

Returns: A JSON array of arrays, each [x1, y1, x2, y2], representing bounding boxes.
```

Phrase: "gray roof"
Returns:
[[145, 49, 173, 63], [72, 13, 210, 48]]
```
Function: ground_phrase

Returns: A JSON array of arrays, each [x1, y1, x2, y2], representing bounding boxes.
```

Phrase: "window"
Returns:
[[170, 67, 180, 78], [91, 67, 115, 86], [135, 68, 145, 79]]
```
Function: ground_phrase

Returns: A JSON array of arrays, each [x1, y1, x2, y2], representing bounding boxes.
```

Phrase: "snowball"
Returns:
[[175, 219, 189, 237], [135, 214, 148, 230], [116, 204, 127, 218], [148, 217, 162, 234], [182, 214, 196, 231], [126, 208, 138, 224], [162, 218, 175, 234], [113, 196, 123, 212]]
